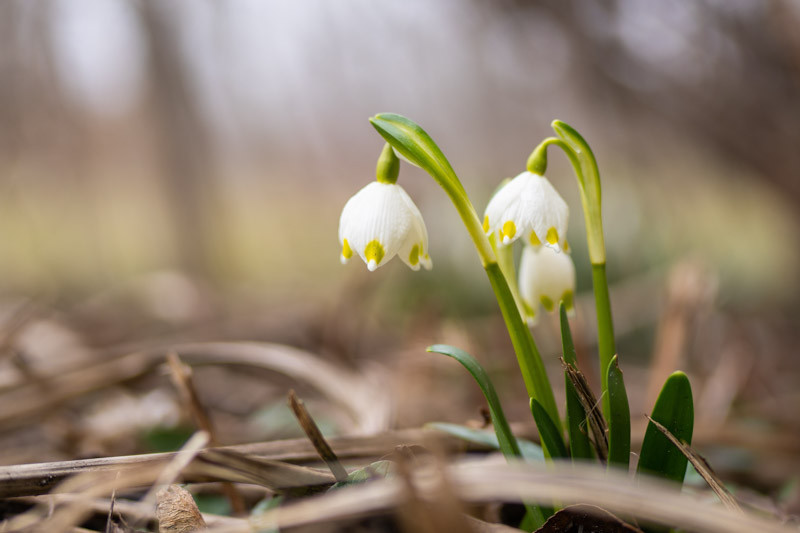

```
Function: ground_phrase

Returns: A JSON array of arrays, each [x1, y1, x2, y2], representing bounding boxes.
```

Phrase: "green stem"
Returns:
[[493, 234, 531, 323], [545, 123, 618, 420], [485, 262, 560, 430], [592, 263, 616, 419]]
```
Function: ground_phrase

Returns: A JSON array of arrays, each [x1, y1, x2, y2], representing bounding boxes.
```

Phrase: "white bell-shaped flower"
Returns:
[[483, 171, 568, 250], [339, 181, 432, 272], [519, 244, 575, 321]]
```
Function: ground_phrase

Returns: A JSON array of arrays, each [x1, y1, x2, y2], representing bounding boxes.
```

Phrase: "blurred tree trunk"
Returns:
[[137, 1, 216, 277], [0, 1, 86, 175]]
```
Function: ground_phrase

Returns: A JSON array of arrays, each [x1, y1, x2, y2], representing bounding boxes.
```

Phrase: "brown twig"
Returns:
[[166, 352, 245, 514], [0, 428, 476, 498], [0, 341, 390, 434], [645, 415, 742, 513], [562, 359, 608, 462], [287, 390, 348, 482]]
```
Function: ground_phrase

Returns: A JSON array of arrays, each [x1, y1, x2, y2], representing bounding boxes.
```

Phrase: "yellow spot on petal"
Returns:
[[562, 290, 574, 311], [409, 244, 420, 266], [563, 240, 570, 253], [522, 300, 536, 320], [364, 240, 385, 268], [540, 295, 555, 312], [502, 221, 517, 241], [529, 231, 542, 246], [341, 239, 353, 260], [546, 227, 559, 245], [482, 215, 490, 233]]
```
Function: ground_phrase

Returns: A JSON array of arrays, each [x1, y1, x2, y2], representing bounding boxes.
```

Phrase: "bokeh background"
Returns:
[[1, 0, 799, 501]]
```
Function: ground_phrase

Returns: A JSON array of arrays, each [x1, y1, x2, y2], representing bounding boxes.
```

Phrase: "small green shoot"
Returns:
[[637, 371, 694, 485], [560, 304, 593, 460], [606, 355, 631, 468]]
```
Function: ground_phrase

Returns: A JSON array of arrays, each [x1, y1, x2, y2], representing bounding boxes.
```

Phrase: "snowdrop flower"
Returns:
[[519, 244, 575, 322], [483, 171, 569, 250], [339, 145, 432, 272]]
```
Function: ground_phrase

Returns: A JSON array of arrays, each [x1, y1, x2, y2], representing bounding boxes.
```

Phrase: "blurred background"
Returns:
[[0, 0, 799, 504]]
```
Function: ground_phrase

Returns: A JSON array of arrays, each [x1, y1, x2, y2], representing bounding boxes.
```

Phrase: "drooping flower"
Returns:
[[338, 145, 432, 272], [519, 243, 575, 321], [483, 171, 568, 250]]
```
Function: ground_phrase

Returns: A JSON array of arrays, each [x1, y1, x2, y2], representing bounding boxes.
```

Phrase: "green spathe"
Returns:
[[375, 143, 399, 184]]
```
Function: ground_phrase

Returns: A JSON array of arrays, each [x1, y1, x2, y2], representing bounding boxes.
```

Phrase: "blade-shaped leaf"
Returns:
[[530, 398, 568, 460], [637, 371, 694, 485], [330, 460, 393, 490], [560, 305, 593, 460], [428, 344, 548, 528], [427, 422, 544, 462], [427, 344, 520, 457], [607, 355, 631, 468]]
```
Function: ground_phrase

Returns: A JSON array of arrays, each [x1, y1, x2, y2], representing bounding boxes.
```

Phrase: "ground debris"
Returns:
[[155, 485, 207, 533]]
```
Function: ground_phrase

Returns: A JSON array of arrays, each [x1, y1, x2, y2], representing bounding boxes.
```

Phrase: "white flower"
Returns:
[[483, 171, 569, 250], [519, 244, 575, 321], [339, 181, 432, 271]]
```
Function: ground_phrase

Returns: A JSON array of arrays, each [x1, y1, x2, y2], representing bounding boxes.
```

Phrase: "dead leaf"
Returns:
[[534, 504, 642, 533]]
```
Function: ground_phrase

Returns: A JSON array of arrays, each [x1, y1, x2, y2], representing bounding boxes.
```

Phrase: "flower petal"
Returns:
[[339, 181, 431, 271], [519, 244, 576, 317], [484, 171, 569, 249]]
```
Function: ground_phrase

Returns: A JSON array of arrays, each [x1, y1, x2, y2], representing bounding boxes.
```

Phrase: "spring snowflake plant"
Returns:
[[338, 114, 695, 530]]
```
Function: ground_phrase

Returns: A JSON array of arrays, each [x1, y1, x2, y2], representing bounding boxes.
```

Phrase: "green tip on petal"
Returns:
[[409, 244, 420, 266], [375, 143, 400, 184]]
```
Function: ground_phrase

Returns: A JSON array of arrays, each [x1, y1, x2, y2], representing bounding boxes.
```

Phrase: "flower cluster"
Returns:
[[338, 142, 575, 323]]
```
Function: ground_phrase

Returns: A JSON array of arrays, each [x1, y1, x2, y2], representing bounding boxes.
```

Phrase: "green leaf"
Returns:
[[140, 425, 195, 452], [427, 344, 521, 458], [427, 422, 544, 462], [606, 355, 631, 468], [193, 493, 231, 516], [330, 460, 393, 489], [427, 344, 548, 528], [530, 398, 568, 459], [560, 305, 593, 460], [637, 371, 694, 485], [251, 495, 283, 533]]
